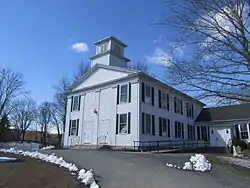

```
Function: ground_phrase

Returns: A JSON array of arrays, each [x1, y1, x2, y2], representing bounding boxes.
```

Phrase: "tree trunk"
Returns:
[[21, 131, 26, 142]]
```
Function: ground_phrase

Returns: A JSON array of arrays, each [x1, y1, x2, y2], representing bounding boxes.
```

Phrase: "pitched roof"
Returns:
[[67, 64, 205, 105], [195, 103, 250, 122], [68, 64, 139, 91]]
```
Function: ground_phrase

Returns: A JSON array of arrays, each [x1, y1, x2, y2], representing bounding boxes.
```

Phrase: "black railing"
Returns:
[[133, 140, 210, 152]]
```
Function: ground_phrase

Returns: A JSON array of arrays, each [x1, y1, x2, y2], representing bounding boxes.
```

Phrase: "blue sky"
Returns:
[[0, 0, 180, 103]]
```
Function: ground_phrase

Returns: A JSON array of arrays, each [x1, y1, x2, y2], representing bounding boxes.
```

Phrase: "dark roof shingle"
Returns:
[[195, 103, 250, 122]]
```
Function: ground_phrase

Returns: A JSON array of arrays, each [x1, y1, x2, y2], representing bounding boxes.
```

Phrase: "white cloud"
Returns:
[[146, 48, 173, 66], [146, 44, 184, 67], [70, 42, 89, 53]]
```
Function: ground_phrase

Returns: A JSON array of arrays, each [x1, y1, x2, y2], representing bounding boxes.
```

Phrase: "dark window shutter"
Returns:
[[78, 96, 81, 111], [168, 119, 170, 137], [142, 83, 145, 102], [151, 87, 154, 106], [152, 115, 155, 135], [128, 112, 131, 134], [191, 105, 194, 118], [116, 114, 119, 134], [159, 117, 162, 136], [76, 119, 79, 136], [117, 85, 120, 105], [182, 123, 184, 139], [193, 126, 195, 140], [69, 120, 72, 136], [186, 102, 188, 116], [167, 94, 170, 111], [197, 126, 200, 140], [71, 96, 73, 112], [142, 113, 145, 134], [175, 122, 177, 138], [181, 100, 183, 115], [235, 124, 240, 139], [129, 83, 131, 103], [174, 97, 176, 113], [158, 90, 162, 108]]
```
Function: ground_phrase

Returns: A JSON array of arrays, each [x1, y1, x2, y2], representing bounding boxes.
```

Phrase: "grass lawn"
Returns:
[[0, 152, 82, 188]]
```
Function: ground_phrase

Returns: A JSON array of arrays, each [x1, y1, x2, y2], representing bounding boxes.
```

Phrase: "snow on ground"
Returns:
[[0, 156, 17, 162], [166, 154, 212, 172], [0, 148, 99, 188], [220, 156, 250, 169], [0, 142, 41, 151], [40, 145, 55, 150]]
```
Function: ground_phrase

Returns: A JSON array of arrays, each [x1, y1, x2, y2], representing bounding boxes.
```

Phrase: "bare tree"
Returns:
[[127, 61, 149, 73], [10, 97, 36, 142], [159, 0, 250, 104], [0, 68, 25, 116], [50, 102, 63, 145], [73, 61, 91, 82], [36, 102, 52, 145]]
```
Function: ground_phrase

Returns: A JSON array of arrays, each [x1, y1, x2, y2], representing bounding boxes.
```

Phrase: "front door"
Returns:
[[83, 121, 93, 144], [210, 127, 231, 147], [98, 119, 110, 145]]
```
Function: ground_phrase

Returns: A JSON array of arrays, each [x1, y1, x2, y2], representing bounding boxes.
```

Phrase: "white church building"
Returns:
[[63, 36, 208, 149]]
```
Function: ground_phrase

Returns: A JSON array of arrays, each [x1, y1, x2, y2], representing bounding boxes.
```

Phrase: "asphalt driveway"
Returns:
[[44, 149, 250, 188]]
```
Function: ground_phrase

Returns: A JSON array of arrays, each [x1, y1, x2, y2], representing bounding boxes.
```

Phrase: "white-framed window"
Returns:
[[120, 84, 128, 103], [72, 95, 80, 111], [119, 114, 128, 134], [159, 117, 170, 137], [142, 83, 154, 105], [174, 97, 183, 114], [145, 84, 151, 103], [186, 102, 194, 118], [159, 90, 170, 111], [240, 123, 249, 139], [174, 121, 183, 138], [188, 124, 195, 140], [70, 119, 79, 136], [142, 113, 155, 135], [99, 42, 108, 53], [116, 113, 131, 134], [201, 126, 208, 141]]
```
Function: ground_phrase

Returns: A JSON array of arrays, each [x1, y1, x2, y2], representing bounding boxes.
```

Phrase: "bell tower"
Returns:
[[90, 36, 130, 68]]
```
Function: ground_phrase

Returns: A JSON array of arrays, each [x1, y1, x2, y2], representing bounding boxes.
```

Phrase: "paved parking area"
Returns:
[[44, 149, 250, 188]]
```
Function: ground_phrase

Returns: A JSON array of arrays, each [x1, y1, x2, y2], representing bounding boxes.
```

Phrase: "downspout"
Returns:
[[96, 90, 101, 148]]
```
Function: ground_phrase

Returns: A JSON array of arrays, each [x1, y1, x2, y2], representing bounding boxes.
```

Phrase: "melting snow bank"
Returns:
[[40, 145, 55, 150], [220, 156, 250, 169], [166, 154, 212, 172], [0, 156, 17, 162], [0, 148, 99, 188]]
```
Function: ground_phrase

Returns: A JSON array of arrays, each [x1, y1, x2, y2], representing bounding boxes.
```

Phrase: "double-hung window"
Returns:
[[120, 85, 128, 103], [240, 123, 249, 139], [142, 113, 155, 135], [71, 95, 81, 111], [201, 126, 208, 141], [174, 97, 183, 114], [116, 113, 131, 134], [159, 90, 170, 111], [186, 102, 194, 118], [69, 119, 79, 136], [188, 124, 195, 140], [175, 121, 184, 138], [117, 83, 131, 104], [142, 82, 154, 106], [159, 117, 170, 137]]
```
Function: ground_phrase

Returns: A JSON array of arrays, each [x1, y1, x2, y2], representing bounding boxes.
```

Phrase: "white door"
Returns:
[[83, 121, 93, 144], [210, 127, 231, 147], [98, 119, 110, 145]]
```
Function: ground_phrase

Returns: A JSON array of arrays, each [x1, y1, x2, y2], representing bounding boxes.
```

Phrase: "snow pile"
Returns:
[[0, 148, 99, 188], [40, 145, 55, 150], [0, 156, 17, 162], [166, 154, 212, 172], [183, 154, 212, 172]]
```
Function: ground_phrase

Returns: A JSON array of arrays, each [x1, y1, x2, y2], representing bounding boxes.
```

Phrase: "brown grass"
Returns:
[[0, 152, 83, 188]]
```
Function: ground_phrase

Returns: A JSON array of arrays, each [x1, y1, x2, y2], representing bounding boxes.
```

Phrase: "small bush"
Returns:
[[232, 137, 247, 150]]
